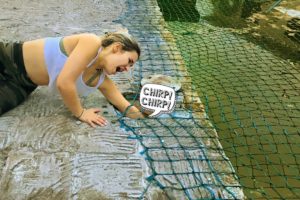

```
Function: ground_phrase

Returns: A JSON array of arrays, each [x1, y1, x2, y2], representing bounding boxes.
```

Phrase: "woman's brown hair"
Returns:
[[102, 31, 141, 58]]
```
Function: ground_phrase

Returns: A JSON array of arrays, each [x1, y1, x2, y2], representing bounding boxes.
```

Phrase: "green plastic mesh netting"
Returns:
[[116, 0, 300, 199]]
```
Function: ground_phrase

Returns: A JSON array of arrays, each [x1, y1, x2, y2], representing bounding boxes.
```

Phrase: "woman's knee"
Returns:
[[0, 82, 28, 115]]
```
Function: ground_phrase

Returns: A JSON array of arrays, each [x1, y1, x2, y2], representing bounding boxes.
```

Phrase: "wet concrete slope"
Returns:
[[0, 0, 144, 199]]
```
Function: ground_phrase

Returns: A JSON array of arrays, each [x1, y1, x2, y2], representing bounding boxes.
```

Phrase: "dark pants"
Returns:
[[0, 41, 37, 115]]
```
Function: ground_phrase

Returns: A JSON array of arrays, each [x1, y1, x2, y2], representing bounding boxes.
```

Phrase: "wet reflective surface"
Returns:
[[157, 0, 300, 199]]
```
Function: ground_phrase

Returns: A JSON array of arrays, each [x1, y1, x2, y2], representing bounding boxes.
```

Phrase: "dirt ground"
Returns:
[[204, 0, 300, 62], [245, 0, 300, 61]]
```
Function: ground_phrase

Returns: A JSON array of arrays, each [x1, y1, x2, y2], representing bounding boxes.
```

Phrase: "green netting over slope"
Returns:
[[166, 21, 300, 199], [114, 0, 299, 199], [154, 0, 300, 199]]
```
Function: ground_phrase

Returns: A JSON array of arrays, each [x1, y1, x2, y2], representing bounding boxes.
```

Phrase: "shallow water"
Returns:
[[157, 0, 300, 199]]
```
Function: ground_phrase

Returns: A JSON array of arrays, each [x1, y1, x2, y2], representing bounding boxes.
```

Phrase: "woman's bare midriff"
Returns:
[[23, 34, 102, 87], [22, 35, 84, 86], [23, 39, 49, 85]]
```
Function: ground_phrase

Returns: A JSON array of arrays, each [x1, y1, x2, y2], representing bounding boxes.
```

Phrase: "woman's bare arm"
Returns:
[[56, 34, 107, 127], [98, 75, 144, 119], [56, 34, 100, 116]]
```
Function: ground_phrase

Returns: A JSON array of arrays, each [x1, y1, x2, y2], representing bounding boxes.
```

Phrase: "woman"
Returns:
[[0, 31, 144, 127]]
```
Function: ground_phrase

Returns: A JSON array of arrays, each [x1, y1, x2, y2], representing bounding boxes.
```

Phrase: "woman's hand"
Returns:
[[125, 105, 146, 119], [78, 108, 108, 128]]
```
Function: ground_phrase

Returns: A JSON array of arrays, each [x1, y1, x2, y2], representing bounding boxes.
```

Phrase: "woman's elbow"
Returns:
[[56, 78, 74, 91]]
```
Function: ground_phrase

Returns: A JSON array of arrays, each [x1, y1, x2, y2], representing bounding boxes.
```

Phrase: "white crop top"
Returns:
[[44, 37, 105, 97]]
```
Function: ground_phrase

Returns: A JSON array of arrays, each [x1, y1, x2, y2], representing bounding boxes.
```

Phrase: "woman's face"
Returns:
[[101, 43, 139, 75]]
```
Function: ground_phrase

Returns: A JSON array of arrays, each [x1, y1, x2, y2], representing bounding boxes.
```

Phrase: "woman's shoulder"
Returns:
[[62, 33, 101, 56], [64, 33, 100, 43]]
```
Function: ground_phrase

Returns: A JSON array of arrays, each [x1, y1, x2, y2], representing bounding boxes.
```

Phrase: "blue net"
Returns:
[[115, 0, 300, 199]]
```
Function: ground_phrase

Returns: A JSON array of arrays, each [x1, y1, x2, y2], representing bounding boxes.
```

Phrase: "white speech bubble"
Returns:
[[139, 83, 176, 117]]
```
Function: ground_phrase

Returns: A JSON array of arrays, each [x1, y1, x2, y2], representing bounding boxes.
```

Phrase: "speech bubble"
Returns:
[[139, 83, 176, 117]]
